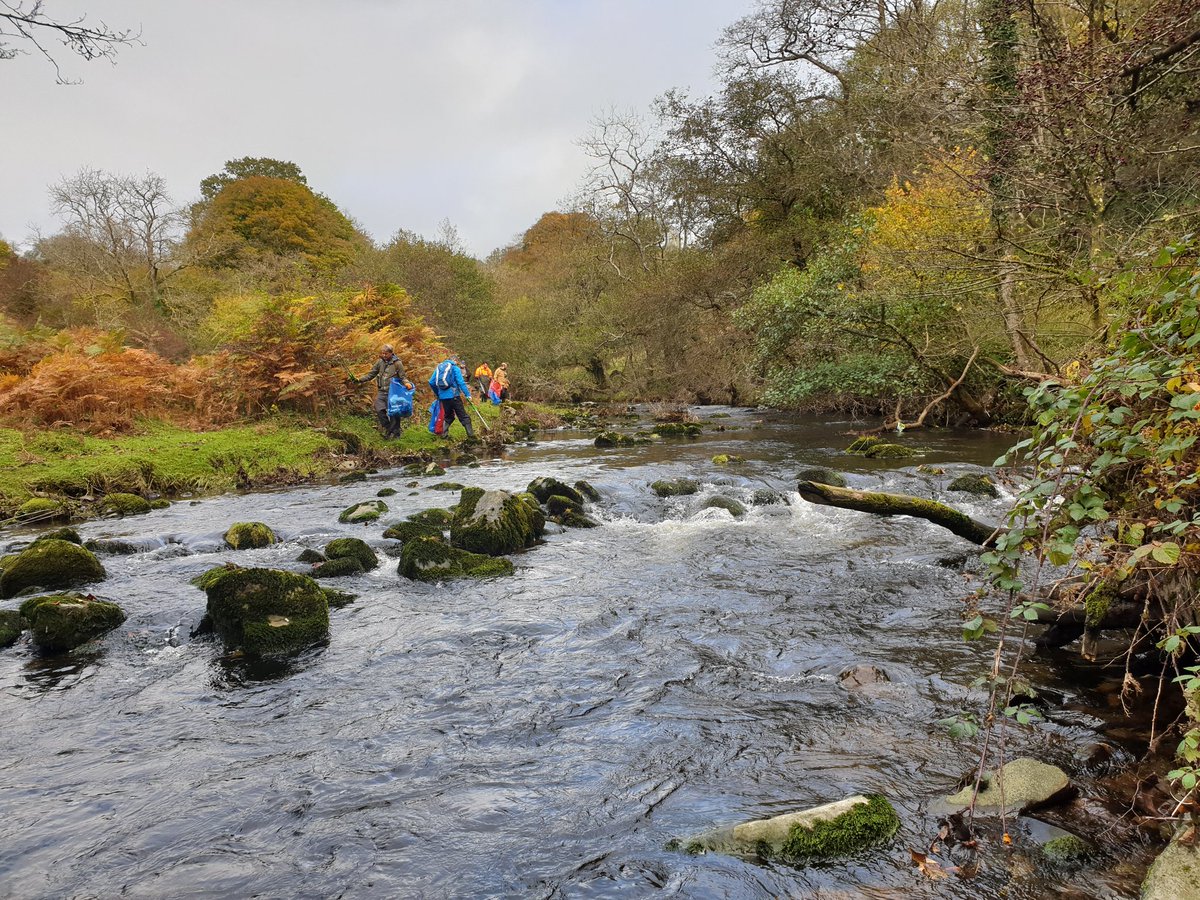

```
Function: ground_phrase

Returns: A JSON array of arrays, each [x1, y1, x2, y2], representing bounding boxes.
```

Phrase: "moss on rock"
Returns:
[[864, 443, 915, 459], [558, 509, 600, 528], [527, 477, 584, 506], [796, 467, 847, 488], [429, 481, 465, 492], [84, 538, 140, 556], [451, 488, 540, 556], [779, 795, 900, 863], [203, 567, 330, 658], [150, 498, 171, 510], [34, 527, 82, 545], [653, 422, 703, 437], [297, 548, 326, 564], [398, 536, 515, 581], [545, 494, 583, 517], [338, 500, 388, 524], [574, 480, 601, 502], [16, 498, 71, 523], [704, 496, 747, 518], [406, 507, 456, 528], [99, 492, 153, 517], [1085, 582, 1117, 628], [1041, 834, 1091, 864], [191, 563, 243, 592], [947, 474, 999, 497], [0, 539, 106, 599], [594, 431, 648, 448], [312, 556, 364, 578], [321, 587, 356, 608], [338, 471, 367, 484], [652, 478, 700, 497], [845, 435, 884, 454], [0, 609, 22, 648], [711, 454, 745, 465], [23, 593, 126, 653], [224, 522, 277, 550], [383, 521, 445, 543], [376, 487, 398, 497], [323, 537, 378, 571]]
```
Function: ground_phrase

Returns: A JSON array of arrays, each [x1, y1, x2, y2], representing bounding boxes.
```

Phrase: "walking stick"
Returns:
[[466, 395, 492, 433]]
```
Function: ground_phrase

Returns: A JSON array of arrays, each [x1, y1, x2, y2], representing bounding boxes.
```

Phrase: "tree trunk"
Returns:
[[796, 481, 1000, 545], [999, 255, 1037, 372]]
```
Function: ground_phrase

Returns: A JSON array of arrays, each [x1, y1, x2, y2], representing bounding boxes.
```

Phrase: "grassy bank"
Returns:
[[0, 399, 526, 521]]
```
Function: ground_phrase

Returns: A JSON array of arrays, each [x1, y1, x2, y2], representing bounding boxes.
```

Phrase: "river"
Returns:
[[0, 408, 1161, 898]]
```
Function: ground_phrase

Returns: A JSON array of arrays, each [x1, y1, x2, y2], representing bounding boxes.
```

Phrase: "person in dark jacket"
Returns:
[[352, 344, 411, 438], [428, 356, 475, 439]]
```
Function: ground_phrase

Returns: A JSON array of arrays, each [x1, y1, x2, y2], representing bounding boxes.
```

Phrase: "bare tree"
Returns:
[[1, 1, 139, 83]]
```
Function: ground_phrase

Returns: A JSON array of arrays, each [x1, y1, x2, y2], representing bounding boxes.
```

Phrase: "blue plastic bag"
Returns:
[[428, 399, 446, 435], [387, 378, 414, 417]]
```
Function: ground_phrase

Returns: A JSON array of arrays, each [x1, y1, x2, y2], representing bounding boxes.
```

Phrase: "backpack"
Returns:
[[388, 378, 414, 417], [428, 399, 446, 435], [433, 361, 455, 392]]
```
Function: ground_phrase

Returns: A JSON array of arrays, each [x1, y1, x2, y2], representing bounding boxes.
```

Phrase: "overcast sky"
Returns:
[[3, 0, 754, 257]]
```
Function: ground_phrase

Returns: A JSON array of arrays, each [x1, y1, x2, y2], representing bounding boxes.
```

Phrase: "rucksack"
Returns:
[[433, 361, 454, 391]]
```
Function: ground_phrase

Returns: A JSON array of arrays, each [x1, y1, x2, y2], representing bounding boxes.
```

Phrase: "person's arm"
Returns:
[[454, 364, 471, 399], [358, 359, 382, 384]]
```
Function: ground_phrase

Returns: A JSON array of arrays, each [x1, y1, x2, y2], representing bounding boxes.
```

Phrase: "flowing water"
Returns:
[[0, 410, 1161, 898]]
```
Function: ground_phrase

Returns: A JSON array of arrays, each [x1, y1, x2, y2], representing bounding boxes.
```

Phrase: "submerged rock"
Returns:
[[1040, 833, 1092, 865], [21, 593, 126, 652], [1142, 832, 1200, 899], [376, 487, 398, 497], [323, 537, 378, 571], [451, 488, 541, 556], [864, 443, 915, 459], [0, 609, 22, 648], [202, 567, 330, 658], [407, 507, 456, 528], [0, 539, 106, 599], [574, 480, 602, 502], [839, 664, 890, 689], [527, 477, 584, 506], [85, 538, 141, 556], [947, 473, 1000, 498], [795, 467, 847, 488], [99, 492, 153, 517], [321, 587, 356, 609], [652, 478, 700, 498], [383, 521, 445, 543], [398, 537, 514, 581], [703, 496, 746, 518], [297, 548, 326, 564], [312, 556, 364, 578], [683, 795, 900, 863], [224, 522, 277, 550], [338, 500, 388, 524], [942, 758, 1073, 813], [16, 498, 70, 523]]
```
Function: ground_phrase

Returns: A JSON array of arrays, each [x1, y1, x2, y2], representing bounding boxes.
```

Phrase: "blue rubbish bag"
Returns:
[[387, 378, 414, 417], [428, 399, 446, 435]]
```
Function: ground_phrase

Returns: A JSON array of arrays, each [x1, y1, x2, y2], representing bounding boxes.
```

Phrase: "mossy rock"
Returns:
[[545, 494, 583, 517], [338, 471, 368, 484], [191, 563, 242, 592], [338, 500, 388, 524], [429, 481, 466, 492], [515, 493, 547, 537], [947, 473, 999, 498], [652, 478, 699, 497], [323, 537, 378, 571], [943, 757, 1072, 813], [558, 509, 599, 529], [594, 431, 645, 448], [0, 609, 22, 648], [574, 480, 601, 502], [916, 464, 946, 475], [704, 496, 746, 518], [16, 498, 71, 524], [864, 443, 915, 459], [321, 588, 356, 609], [423, 463, 447, 477], [376, 487, 398, 498], [401, 463, 426, 476], [751, 489, 786, 506], [224, 522, 277, 550], [398, 537, 514, 581], [654, 422, 702, 437], [85, 539, 140, 556], [203, 567, 330, 658], [711, 454, 745, 465], [34, 527, 82, 546], [99, 492, 153, 517], [312, 556, 364, 578], [1041, 834, 1091, 864], [382, 521, 445, 543], [451, 488, 540, 556], [779, 795, 900, 863], [406, 507, 456, 528], [1142, 834, 1200, 899], [24, 594, 125, 653], [845, 435, 885, 454], [527, 477, 584, 506], [796, 467, 847, 488], [297, 548, 326, 564], [150, 498, 171, 510], [0, 539, 106, 599]]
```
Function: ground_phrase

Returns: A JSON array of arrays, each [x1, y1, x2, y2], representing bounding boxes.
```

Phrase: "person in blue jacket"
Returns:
[[428, 356, 475, 439]]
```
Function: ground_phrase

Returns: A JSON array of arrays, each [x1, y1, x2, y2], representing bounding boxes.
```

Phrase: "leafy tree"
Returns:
[[199, 158, 309, 202]]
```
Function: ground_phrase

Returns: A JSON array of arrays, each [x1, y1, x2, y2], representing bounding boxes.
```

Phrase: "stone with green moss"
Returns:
[[751, 489, 786, 505], [942, 758, 1072, 813], [947, 474, 999, 497], [398, 537, 514, 581], [23, 593, 126, 653], [704, 496, 746, 517], [34, 527, 82, 546], [594, 431, 647, 448], [338, 500, 388, 524], [429, 481, 465, 492], [297, 548, 326, 564], [711, 454, 745, 465], [85, 539, 140, 556], [383, 521, 445, 543], [1041, 834, 1091, 864], [321, 587, 356, 608], [451, 488, 540, 556], [574, 480, 601, 502], [338, 471, 367, 484], [151, 499, 171, 510], [558, 509, 599, 529], [652, 478, 699, 497], [864, 443, 915, 459], [191, 563, 242, 592], [654, 422, 703, 437], [545, 494, 583, 517], [16, 498, 71, 523], [796, 467, 847, 488], [224, 522, 277, 550], [527, 477, 584, 506], [515, 493, 547, 537], [423, 463, 447, 477], [100, 492, 153, 517], [1142, 833, 1200, 899], [917, 464, 946, 475], [323, 537, 378, 571], [845, 435, 884, 454], [406, 507, 456, 528], [1084, 582, 1117, 628], [376, 487, 398, 497], [0, 540, 106, 599], [203, 567, 330, 658], [312, 556, 364, 578], [0, 609, 22, 648]]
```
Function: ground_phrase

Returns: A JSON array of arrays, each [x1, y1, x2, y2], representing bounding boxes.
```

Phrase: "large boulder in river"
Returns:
[[224, 522, 276, 550], [0, 609, 22, 648], [947, 473, 1000, 498], [323, 537, 378, 571], [406, 507, 456, 528], [1142, 832, 1200, 899], [338, 500, 388, 524], [99, 492, 152, 517], [312, 556, 364, 578], [703, 496, 746, 518], [942, 757, 1072, 813], [527, 477, 584, 506], [16, 498, 71, 523], [682, 795, 900, 863], [0, 539, 106, 599], [451, 488, 541, 556], [652, 478, 699, 497], [20, 594, 126, 652], [398, 537, 514, 581], [202, 567, 330, 658]]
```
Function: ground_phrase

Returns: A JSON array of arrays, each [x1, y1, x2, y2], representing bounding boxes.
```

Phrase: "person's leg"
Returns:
[[451, 396, 475, 438], [387, 414, 403, 437], [374, 394, 389, 435]]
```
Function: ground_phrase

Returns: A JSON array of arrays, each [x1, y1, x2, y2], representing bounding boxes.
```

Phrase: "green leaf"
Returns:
[[1152, 543, 1181, 565]]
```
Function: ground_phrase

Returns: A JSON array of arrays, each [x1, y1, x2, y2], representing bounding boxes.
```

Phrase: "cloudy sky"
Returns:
[[3, 0, 754, 257]]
